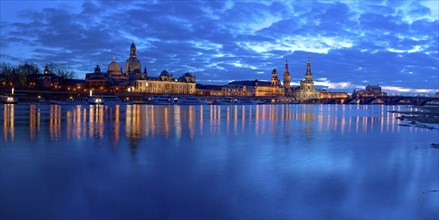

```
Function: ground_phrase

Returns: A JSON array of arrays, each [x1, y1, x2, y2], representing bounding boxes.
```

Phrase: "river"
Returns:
[[1, 104, 438, 219]]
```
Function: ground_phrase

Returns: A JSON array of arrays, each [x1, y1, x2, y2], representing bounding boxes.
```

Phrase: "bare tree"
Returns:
[[45, 63, 77, 80]]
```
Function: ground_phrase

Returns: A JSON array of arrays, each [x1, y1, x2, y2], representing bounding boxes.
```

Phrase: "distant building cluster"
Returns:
[[220, 57, 326, 101], [4, 42, 395, 102], [84, 43, 327, 101], [352, 85, 387, 98], [85, 42, 196, 94]]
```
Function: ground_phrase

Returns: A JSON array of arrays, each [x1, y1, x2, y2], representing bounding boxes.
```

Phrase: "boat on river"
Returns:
[[1, 95, 17, 104], [88, 97, 104, 105], [176, 96, 206, 105], [151, 95, 174, 105]]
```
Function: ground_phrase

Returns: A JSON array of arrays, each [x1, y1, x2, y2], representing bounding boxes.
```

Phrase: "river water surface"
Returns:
[[1, 104, 438, 219]]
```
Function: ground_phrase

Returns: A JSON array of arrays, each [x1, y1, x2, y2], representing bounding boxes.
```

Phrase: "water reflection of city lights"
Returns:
[[2, 104, 430, 146], [3, 104, 14, 141], [188, 106, 195, 139], [173, 106, 180, 139], [49, 105, 62, 141], [29, 105, 37, 141]]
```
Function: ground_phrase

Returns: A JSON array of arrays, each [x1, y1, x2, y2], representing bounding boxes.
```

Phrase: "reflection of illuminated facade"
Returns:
[[49, 105, 62, 140], [294, 58, 320, 101], [29, 105, 40, 141], [3, 104, 14, 141]]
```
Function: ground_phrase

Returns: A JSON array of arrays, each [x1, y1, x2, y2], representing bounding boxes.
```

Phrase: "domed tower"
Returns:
[[125, 42, 141, 76], [271, 68, 279, 87], [283, 57, 290, 88], [108, 57, 124, 79], [160, 70, 173, 81]]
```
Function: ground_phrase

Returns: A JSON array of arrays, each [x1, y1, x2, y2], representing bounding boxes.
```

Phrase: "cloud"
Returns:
[[0, 0, 437, 94]]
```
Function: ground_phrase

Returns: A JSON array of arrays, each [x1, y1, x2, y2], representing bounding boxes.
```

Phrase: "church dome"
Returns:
[[160, 70, 170, 77], [125, 57, 141, 74], [108, 61, 123, 76]]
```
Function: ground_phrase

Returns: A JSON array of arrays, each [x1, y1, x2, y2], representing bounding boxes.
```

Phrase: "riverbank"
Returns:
[[391, 106, 439, 132]]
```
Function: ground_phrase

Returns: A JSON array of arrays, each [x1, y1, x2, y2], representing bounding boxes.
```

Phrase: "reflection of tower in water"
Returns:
[[199, 105, 203, 135], [112, 105, 120, 144], [49, 105, 62, 141], [29, 104, 40, 141], [163, 107, 169, 137], [173, 106, 179, 139], [209, 105, 221, 135], [3, 104, 15, 141], [188, 106, 195, 139], [125, 105, 142, 143], [89, 105, 105, 139]]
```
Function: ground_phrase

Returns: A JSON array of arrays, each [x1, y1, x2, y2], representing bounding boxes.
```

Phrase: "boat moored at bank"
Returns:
[[176, 96, 206, 105], [1, 95, 17, 104]]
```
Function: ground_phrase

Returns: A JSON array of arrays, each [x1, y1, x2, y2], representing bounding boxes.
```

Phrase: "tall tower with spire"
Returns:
[[125, 42, 142, 78], [283, 57, 290, 89], [130, 42, 137, 58], [295, 57, 320, 101], [304, 57, 313, 83], [271, 68, 279, 87]]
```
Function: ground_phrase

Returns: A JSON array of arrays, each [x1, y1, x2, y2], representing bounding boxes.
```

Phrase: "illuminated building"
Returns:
[[353, 85, 387, 98], [134, 70, 196, 94], [85, 65, 108, 91], [283, 58, 291, 95], [223, 67, 285, 97], [125, 42, 144, 80], [196, 84, 224, 96], [108, 59, 127, 81], [294, 58, 320, 101], [85, 43, 146, 91], [27, 65, 61, 89], [320, 89, 348, 99]]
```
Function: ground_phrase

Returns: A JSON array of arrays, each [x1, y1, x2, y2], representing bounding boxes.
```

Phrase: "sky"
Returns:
[[0, 0, 438, 94]]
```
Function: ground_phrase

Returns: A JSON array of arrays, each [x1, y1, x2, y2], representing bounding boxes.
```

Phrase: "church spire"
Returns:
[[306, 56, 311, 73], [271, 68, 279, 87], [304, 57, 313, 82], [283, 57, 290, 89], [130, 42, 136, 58]]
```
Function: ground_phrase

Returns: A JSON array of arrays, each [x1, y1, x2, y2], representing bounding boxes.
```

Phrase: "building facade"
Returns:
[[86, 42, 195, 93], [353, 85, 387, 98], [223, 67, 285, 97], [320, 89, 348, 99], [134, 70, 196, 94], [294, 58, 320, 101]]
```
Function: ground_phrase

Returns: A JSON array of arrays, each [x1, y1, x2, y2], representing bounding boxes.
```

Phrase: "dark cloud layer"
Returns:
[[0, 0, 438, 93]]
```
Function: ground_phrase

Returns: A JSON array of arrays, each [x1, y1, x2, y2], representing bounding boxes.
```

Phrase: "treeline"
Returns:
[[0, 62, 77, 87]]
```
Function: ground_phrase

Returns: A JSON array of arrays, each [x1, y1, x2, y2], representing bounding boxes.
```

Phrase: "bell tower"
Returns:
[[305, 57, 312, 82], [283, 57, 290, 88], [130, 42, 137, 58], [300, 57, 315, 91], [271, 68, 279, 87]]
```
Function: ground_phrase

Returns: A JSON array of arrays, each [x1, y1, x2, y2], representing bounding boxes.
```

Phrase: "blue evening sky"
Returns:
[[0, 0, 438, 94]]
